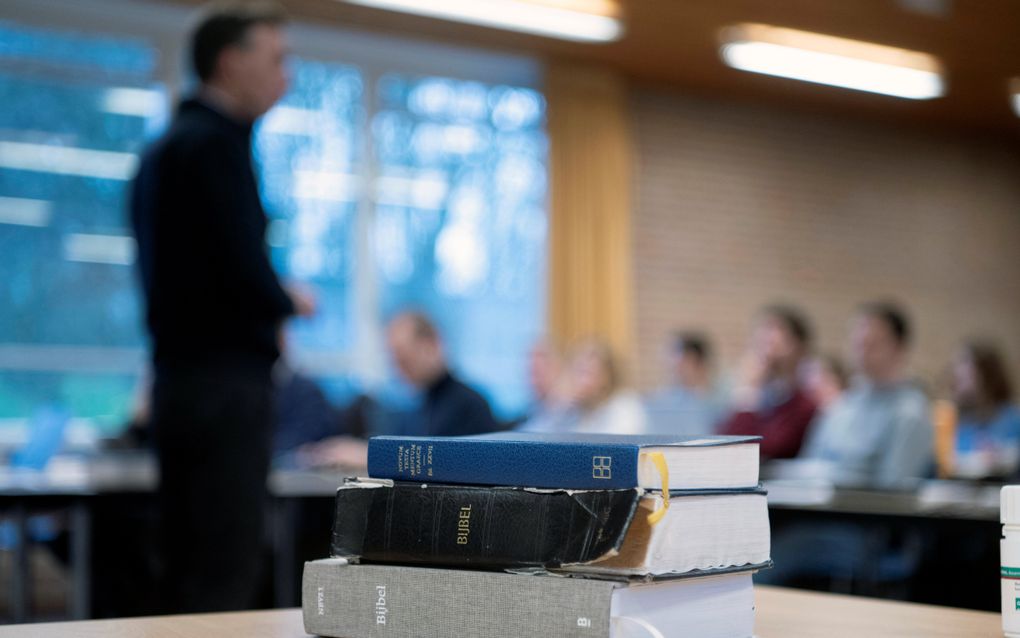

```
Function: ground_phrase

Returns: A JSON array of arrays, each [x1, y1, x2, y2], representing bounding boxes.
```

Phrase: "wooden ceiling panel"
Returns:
[[162, 0, 1020, 139]]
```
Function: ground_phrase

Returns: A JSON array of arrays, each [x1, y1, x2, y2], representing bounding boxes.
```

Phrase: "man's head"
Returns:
[[849, 301, 911, 383], [670, 331, 711, 389], [386, 312, 447, 389], [191, 2, 289, 120], [750, 305, 812, 378], [952, 339, 1014, 411]]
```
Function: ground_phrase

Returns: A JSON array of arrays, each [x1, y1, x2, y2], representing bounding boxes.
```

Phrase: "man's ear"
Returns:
[[214, 45, 242, 82]]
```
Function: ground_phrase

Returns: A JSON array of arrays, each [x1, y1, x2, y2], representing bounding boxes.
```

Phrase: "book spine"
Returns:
[[331, 482, 640, 568], [302, 560, 615, 638], [366, 437, 639, 489]]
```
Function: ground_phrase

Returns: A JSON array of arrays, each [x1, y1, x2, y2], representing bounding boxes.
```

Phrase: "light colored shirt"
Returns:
[[802, 380, 933, 488], [519, 391, 648, 435]]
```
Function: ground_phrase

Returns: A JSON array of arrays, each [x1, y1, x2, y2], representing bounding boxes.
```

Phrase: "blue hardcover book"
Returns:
[[366, 433, 761, 490]]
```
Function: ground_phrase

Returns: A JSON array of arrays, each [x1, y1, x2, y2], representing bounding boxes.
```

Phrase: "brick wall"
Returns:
[[631, 89, 1020, 393]]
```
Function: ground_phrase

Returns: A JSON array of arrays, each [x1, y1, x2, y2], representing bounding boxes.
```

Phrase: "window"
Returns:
[[370, 73, 547, 415], [0, 18, 165, 435], [0, 3, 547, 441], [254, 58, 365, 365]]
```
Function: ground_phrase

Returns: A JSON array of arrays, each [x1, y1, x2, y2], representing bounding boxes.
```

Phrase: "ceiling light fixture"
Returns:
[[0, 141, 138, 180], [342, 0, 623, 43], [719, 23, 945, 100], [102, 87, 165, 118]]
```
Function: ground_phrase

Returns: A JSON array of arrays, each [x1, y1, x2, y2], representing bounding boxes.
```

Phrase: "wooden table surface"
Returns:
[[754, 586, 999, 637], [0, 586, 1000, 637]]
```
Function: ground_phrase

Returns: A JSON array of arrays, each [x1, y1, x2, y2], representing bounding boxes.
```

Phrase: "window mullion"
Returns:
[[352, 64, 386, 388]]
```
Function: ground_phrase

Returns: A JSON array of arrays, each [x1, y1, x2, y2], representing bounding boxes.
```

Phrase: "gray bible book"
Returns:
[[302, 558, 756, 638]]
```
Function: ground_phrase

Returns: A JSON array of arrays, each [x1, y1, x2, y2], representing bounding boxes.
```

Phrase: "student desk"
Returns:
[[0, 455, 356, 622], [1, 457, 1005, 622], [766, 478, 1002, 610], [0, 586, 1000, 637], [765, 478, 1001, 521]]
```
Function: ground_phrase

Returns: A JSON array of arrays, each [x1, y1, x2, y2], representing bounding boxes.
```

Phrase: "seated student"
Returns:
[[521, 337, 646, 434], [300, 311, 498, 467], [272, 334, 343, 455], [718, 305, 817, 459], [513, 339, 569, 431], [385, 311, 499, 436], [644, 331, 725, 436], [952, 339, 1020, 479], [803, 353, 849, 415], [801, 302, 933, 488]]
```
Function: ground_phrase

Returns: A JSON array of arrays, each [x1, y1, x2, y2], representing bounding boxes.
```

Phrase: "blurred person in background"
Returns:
[[803, 353, 849, 415], [129, 2, 315, 612], [718, 305, 817, 459], [644, 331, 724, 436], [801, 302, 933, 488], [384, 311, 498, 436], [272, 331, 345, 456], [951, 339, 1020, 479], [515, 339, 569, 431], [524, 337, 646, 434], [301, 311, 498, 467]]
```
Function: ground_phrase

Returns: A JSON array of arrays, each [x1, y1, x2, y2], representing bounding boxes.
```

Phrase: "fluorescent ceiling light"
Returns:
[[0, 344, 144, 374], [262, 106, 325, 136], [720, 23, 945, 100], [342, 0, 623, 43], [63, 233, 136, 265], [0, 196, 52, 227], [293, 170, 360, 202], [0, 141, 138, 180], [102, 87, 165, 118]]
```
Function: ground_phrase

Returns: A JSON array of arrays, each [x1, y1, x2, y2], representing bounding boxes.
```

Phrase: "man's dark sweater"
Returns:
[[130, 98, 294, 374], [718, 387, 817, 460], [420, 371, 498, 436]]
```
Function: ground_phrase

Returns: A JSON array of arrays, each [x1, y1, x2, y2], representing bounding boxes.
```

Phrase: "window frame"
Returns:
[[0, 0, 547, 427]]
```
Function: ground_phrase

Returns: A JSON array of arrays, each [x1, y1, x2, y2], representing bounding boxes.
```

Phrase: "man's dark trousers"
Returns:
[[152, 366, 273, 613]]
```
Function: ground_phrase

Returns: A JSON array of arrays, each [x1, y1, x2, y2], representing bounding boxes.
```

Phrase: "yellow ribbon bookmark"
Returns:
[[641, 452, 670, 525]]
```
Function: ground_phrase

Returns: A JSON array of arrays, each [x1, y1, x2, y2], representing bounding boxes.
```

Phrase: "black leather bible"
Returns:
[[330, 478, 771, 575]]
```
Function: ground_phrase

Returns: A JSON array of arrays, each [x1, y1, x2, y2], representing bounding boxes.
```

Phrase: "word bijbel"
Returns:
[[374, 585, 388, 625], [456, 505, 472, 545]]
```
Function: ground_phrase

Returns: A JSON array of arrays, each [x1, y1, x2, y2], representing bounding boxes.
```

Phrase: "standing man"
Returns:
[[130, 2, 313, 612]]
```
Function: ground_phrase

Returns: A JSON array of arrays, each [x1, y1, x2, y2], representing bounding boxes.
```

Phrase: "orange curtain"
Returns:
[[545, 62, 635, 368]]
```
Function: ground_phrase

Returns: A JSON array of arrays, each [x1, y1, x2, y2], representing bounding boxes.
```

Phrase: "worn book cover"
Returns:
[[331, 478, 771, 575]]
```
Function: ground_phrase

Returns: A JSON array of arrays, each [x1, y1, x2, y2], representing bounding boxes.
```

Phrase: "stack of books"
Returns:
[[302, 433, 771, 638]]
